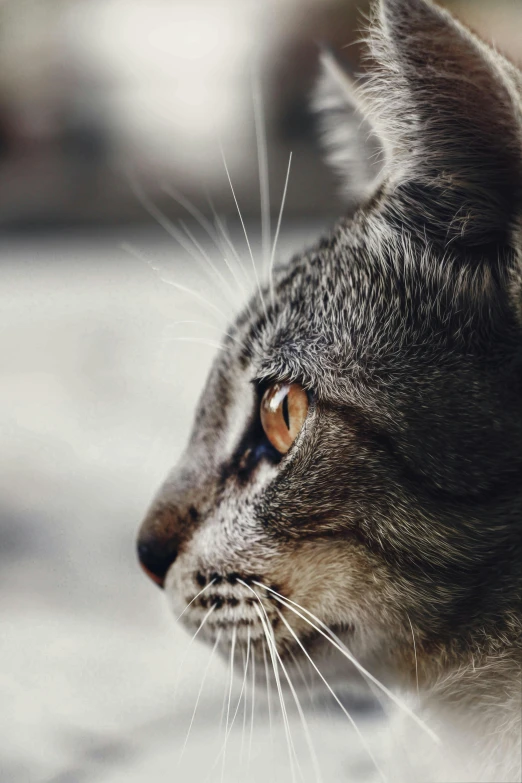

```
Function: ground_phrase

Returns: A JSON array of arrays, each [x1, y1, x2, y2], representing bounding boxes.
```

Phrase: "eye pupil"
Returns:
[[282, 395, 290, 429]]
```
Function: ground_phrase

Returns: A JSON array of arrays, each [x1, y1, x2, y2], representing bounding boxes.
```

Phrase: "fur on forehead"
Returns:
[[237, 214, 503, 404]]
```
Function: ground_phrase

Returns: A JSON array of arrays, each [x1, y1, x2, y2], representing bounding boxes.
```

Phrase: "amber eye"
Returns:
[[260, 383, 309, 455]]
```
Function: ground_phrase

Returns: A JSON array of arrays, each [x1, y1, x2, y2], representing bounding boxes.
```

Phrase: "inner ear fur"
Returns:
[[313, 50, 385, 205]]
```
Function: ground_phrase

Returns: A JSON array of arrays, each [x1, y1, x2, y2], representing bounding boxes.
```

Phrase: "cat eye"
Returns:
[[260, 383, 309, 455]]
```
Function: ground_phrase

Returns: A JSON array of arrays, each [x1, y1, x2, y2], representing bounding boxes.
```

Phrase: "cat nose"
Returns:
[[137, 500, 198, 587], [137, 535, 178, 588], [137, 505, 181, 588]]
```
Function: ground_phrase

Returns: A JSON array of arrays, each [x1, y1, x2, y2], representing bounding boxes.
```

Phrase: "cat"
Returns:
[[137, 0, 522, 780]]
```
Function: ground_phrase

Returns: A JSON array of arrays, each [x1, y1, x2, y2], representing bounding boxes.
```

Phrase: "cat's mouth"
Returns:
[[168, 567, 355, 667], [173, 571, 282, 644]]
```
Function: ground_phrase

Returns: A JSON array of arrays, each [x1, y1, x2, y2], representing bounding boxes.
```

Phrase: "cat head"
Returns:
[[137, 0, 522, 692]]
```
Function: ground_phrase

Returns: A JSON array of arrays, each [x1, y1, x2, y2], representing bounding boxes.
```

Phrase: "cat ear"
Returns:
[[367, 0, 522, 248], [312, 50, 385, 205]]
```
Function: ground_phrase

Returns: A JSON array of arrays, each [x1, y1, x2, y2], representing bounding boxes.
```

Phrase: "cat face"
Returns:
[[138, 0, 522, 691]]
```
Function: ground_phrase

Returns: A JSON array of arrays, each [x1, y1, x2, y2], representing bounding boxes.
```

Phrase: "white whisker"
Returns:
[[220, 145, 268, 320], [254, 608, 303, 783], [269, 151, 292, 306], [207, 631, 252, 779], [237, 579, 299, 782], [121, 242, 228, 323], [128, 175, 203, 261], [186, 604, 217, 646], [172, 604, 217, 705], [128, 174, 233, 303], [162, 335, 231, 352], [218, 659, 230, 734], [252, 68, 271, 278], [247, 642, 257, 770], [275, 607, 387, 783], [162, 184, 248, 299], [162, 183, 219, 241], [163, 321, 243, 347], [207, 206, 266, 340], [261, 643, 273, 765], [178, 218, 238, 306], [406, 612, 420, 700], [289, 648, 315, 706], [178, 630, 221, 766], [239, 632, 250, 769], [206, 197, 252, 288], [227, 628, 251, 739], [221, 627, 237, 783], [253, 580, 440, 744], [205, 643, 233, 783], [176, 580, 216, 622], [265, 616, 323, 782], [201, 644, 233, 783]]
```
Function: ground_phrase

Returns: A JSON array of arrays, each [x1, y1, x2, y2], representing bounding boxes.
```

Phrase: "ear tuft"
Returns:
[[312, 50, 384, 205]]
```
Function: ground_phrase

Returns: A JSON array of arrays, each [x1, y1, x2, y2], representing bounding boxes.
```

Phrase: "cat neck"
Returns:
[[420, 649, 522, 782]]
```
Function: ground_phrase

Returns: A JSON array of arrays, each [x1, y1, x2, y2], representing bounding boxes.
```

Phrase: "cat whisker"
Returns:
[[247, 639, 257, 771], [127, 174, 236, 306], [185, 604, 217, 647], [269, 150, 292, 307], [176, 580, 216, 622], [172, 604, 217, 705], [163, 321, 243, 347], [127, 173, 201, 262], [161, 184, 247, 298], [252, 67, 271, 281], [280, 658, 323, 782], [253, 580, 440, 744], [178, 630, 221, 766], [205, 642, 233, 783], [221, 626, 237, 783], [239, 637, 250, 769], [226, 628, 251, 742], [206, 202, 266, 334], [262, 611, 324, 782], [253, 602, 300, 783], [218, 655, 230, 735], [121, 242, 228, 323], [161, 335, 232, 353], [206, 629, 250, 779], [220, 145, 268, 321], [261, 642, 273, 766], [406, 612, 420, 700], [274, 606, 387, 783], [178, 218, 238, 307], [161, 183, 221, 247], [230, 587, 319, 780], [206, 197, 253, 290], [288, 648, 316, 706], [238, 578, 300, 782]]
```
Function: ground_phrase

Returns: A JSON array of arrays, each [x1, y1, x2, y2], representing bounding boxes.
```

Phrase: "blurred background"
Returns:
[[1, 1, 520, 782]]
